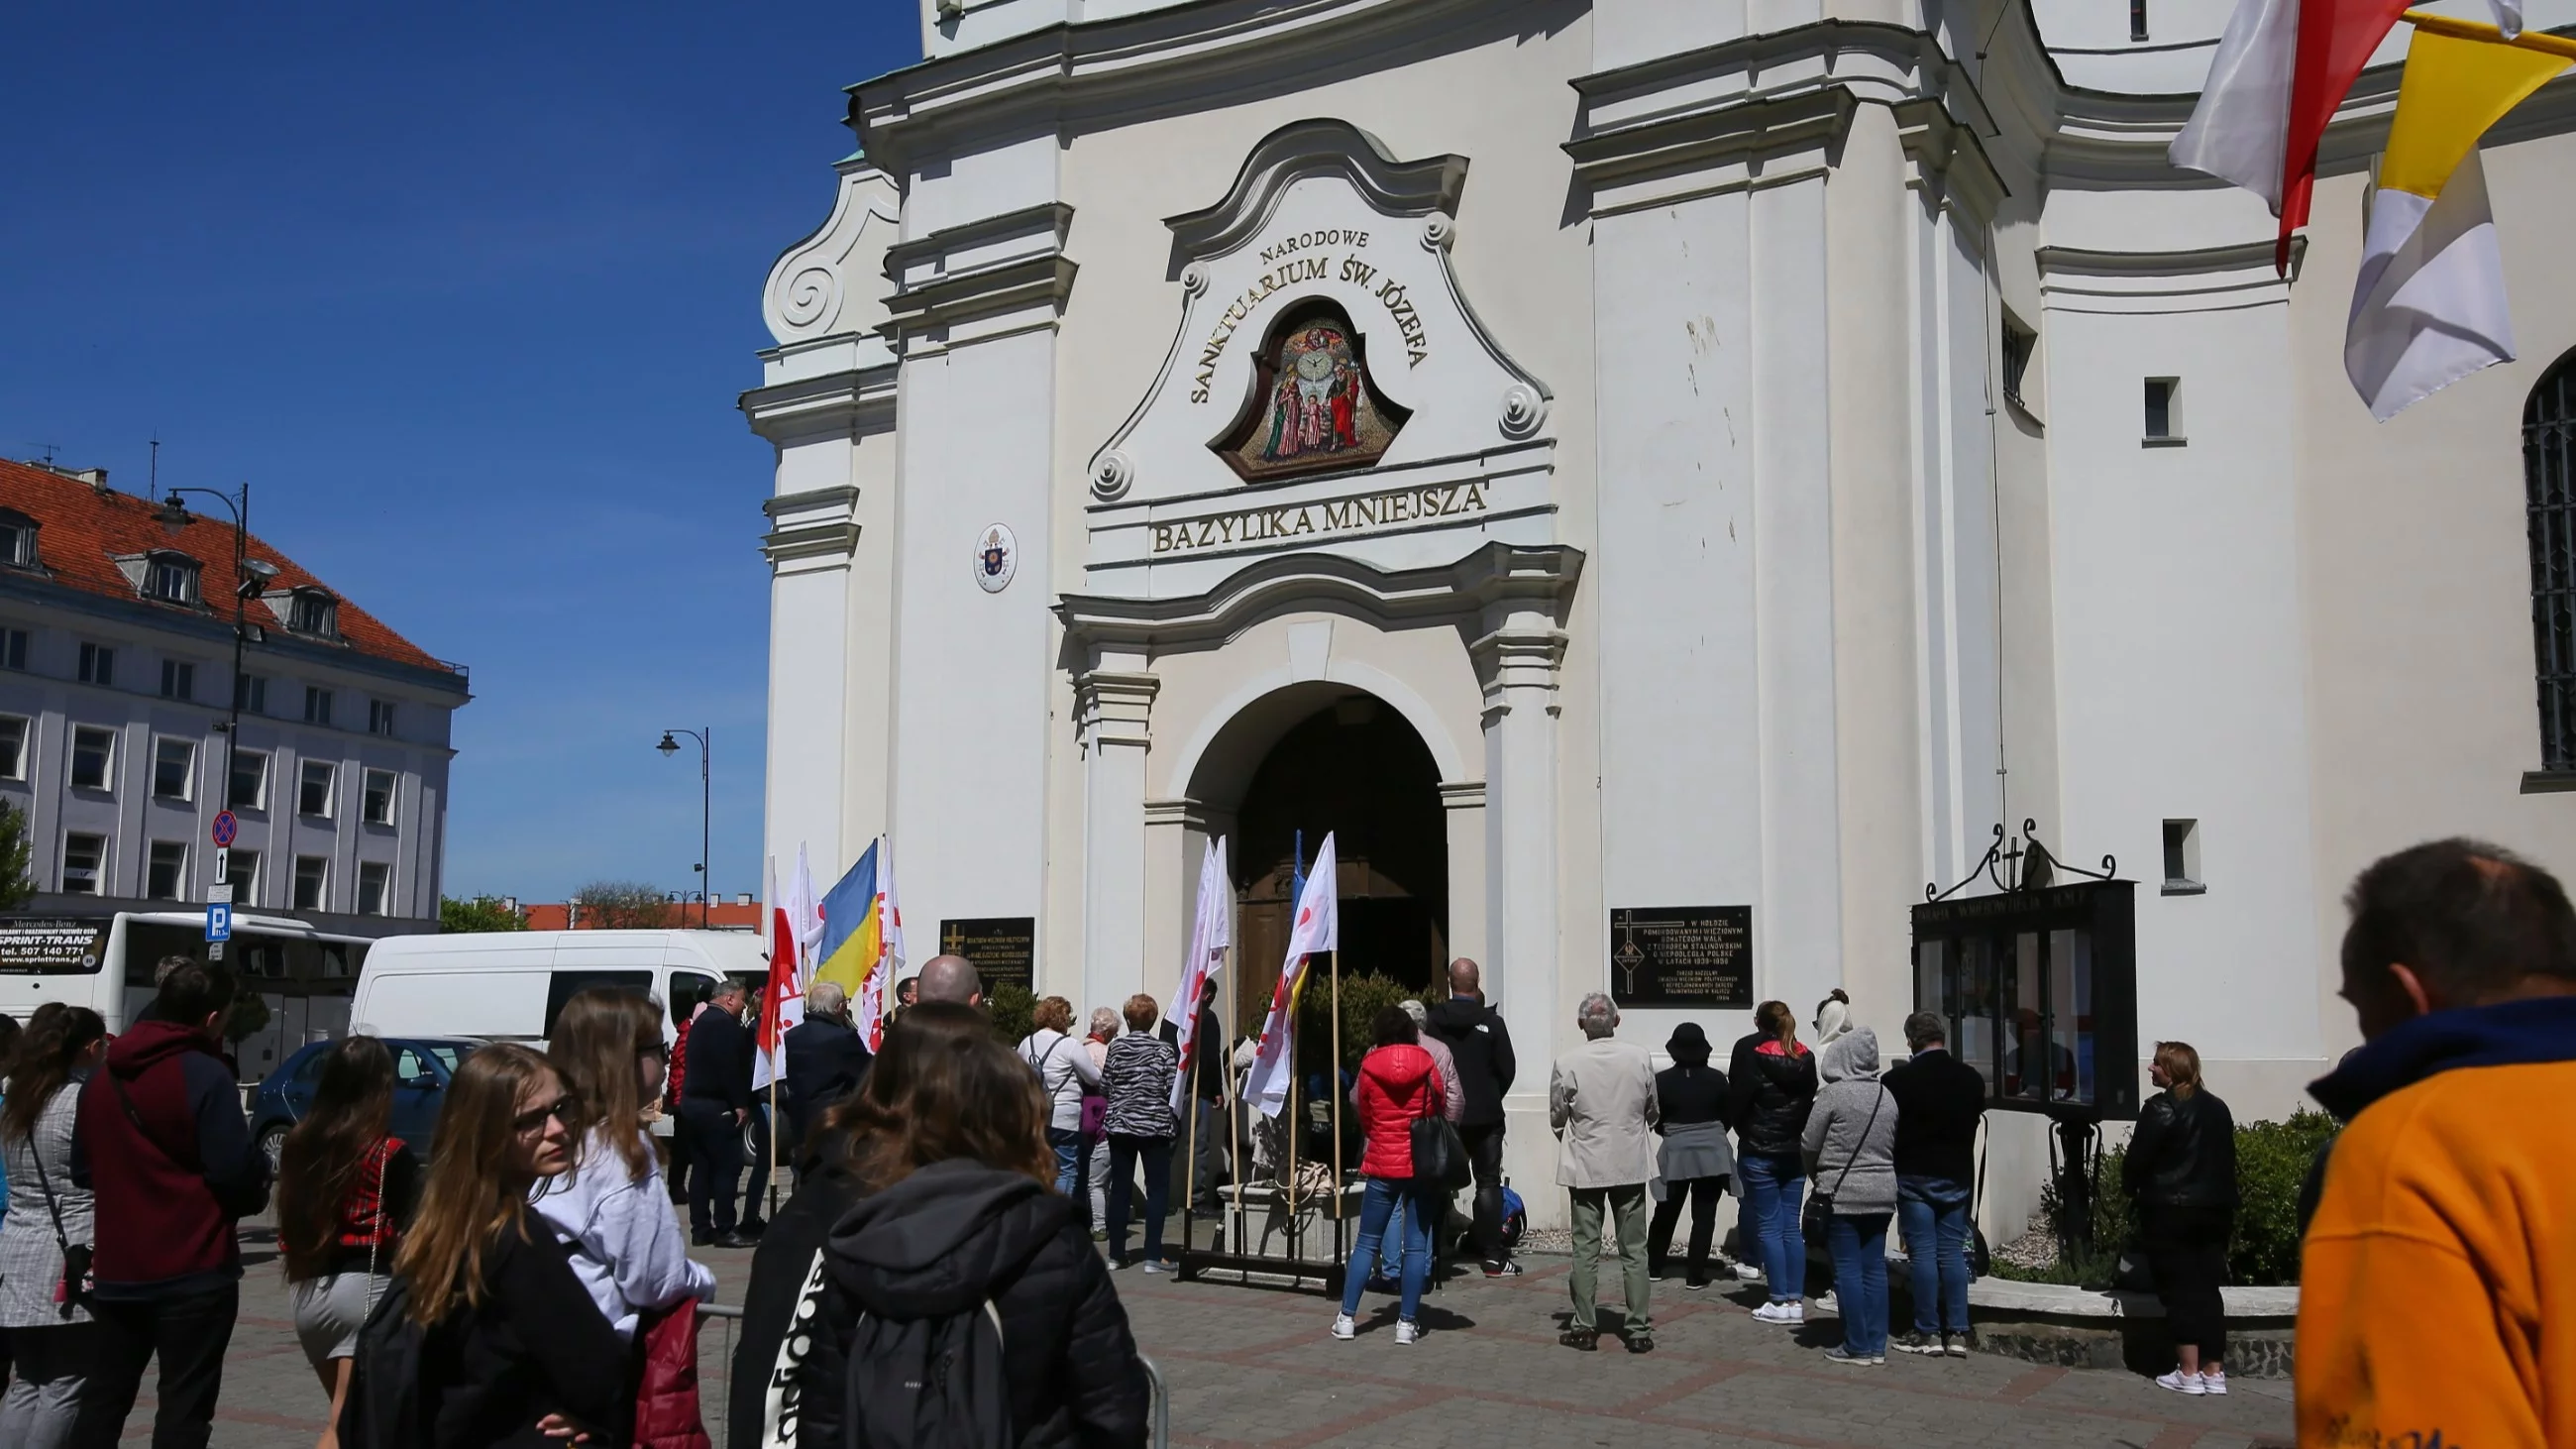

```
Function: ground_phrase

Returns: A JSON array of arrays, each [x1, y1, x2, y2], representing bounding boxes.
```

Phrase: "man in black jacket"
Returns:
[[1184, 977, 1229, 1215], [784, 979, 872, 1142], [1425, 956, 1520, 1276], [1882, 1010, 1986, 1356], [681, 978, 756, 1247]]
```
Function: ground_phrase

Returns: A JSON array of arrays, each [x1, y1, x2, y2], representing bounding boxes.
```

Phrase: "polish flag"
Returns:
[[2170, 0, 2415, 270], [1170, 836, 1232, 1115], [1242, 834, 1337, 1119], [752, 850, 816, 1091]]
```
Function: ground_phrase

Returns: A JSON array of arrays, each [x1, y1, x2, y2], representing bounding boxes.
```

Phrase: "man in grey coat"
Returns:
[[1550, 993, 1660, 1353]]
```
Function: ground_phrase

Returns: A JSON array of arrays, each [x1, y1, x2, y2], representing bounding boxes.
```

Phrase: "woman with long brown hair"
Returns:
[[2125, 1041, 2238, 1395], [1729, 998, 1819, 1323], [537, 989, 711, 1341], [395, 1043, 631, 1447], [276, 1035, 423, 1449], [730, 1002, 1149, 1449], [0, 1003, 106, 1449]]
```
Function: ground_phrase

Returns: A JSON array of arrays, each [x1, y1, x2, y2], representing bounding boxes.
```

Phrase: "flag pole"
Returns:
[[1225, 944, 1244, 1257], [1329, 947, 1342, 1223]]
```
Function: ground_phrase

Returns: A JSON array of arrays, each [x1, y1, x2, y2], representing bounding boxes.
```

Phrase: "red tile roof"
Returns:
[[0, 457, 459, 679], [520, 900, 763, 931]]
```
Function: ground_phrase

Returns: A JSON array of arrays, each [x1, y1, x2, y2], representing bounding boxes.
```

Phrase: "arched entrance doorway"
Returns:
[[1194, 687, 1449, 1028]]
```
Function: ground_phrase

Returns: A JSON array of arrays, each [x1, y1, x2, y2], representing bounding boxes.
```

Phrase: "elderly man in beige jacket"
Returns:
[[1550, 992, 1661, 1352]]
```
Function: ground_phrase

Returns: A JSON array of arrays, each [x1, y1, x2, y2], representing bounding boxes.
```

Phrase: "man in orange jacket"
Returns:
[[2298, 838, 2576, 1447]]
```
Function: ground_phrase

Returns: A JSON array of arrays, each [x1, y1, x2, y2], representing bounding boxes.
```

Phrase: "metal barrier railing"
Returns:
[[698, 1304, 1169, 1449]]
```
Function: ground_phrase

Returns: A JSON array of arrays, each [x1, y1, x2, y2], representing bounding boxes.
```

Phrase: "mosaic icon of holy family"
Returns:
[[1218, 306, 1407, 481]]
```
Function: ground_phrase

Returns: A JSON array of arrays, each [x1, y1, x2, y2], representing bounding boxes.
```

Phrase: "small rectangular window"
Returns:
[[369, 700, 396, 737], [299, 759, 335, 818], [358, 860, 390, 916], [290, 593, 337, 636], [304, 687, 333, 726], [160, 659, 195, 701], [230, 748, 270, 811], [2144, 378, 2184, 443], [294, 854, 329, 911], [61, 834, 107, 896], [0, 716, 25, 780], [153, 736, 195, 801], [232, 848, 262, 908], [2162, 819, 2203, 895], [148, 841, 188, 900], [0, 522, 33, 568], [69, 725, 116, 791], [363, 768, 397, 826], [146, 557, 197, 605], [77, 642, 114, 687], [0, 628, 26, 671], [2131, 0, 2149, 40], [235, 673, 268, 715]]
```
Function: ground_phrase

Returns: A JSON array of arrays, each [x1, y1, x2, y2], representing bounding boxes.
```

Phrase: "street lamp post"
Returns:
[[657, 728, 710, 928], [157, 486, 278, 914]]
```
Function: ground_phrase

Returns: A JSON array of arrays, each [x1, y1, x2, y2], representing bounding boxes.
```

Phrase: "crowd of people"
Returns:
[[0, 834, 2567, 1445]]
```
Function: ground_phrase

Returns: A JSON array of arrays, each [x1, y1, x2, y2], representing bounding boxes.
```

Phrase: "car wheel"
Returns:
[[259, 1123, 289, 1172]]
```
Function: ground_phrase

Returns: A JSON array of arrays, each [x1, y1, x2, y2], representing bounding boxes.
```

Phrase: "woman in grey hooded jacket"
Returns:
[[1802, 1028, 1898, 1365]]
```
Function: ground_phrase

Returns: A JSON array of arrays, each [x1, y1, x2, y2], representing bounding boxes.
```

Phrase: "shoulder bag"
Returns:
[[1801, 1083, 1886, 1242], [27, 1100, 92, 1317], [1407, 1079, 1472, 1191]]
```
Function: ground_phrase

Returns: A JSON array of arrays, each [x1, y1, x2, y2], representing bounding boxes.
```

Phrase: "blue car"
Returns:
[[251, 1037, 482, 1170]]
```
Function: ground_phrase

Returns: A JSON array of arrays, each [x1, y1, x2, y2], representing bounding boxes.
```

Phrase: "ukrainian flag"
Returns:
[[813, 839, 883, 997]]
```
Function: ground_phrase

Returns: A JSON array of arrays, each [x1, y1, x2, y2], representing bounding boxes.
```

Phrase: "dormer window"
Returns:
[[288, 589, 338, 636], [0, 511, 36, 569], [144, 552, 201, 606]]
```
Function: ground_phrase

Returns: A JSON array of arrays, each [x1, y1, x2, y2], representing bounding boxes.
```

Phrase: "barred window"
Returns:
[[2530, 350, 2576, 770]]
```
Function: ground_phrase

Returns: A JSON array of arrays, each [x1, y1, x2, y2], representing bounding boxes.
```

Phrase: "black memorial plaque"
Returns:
[[1608, 906, 1753, 1008], [936, 917, 1036, 996]]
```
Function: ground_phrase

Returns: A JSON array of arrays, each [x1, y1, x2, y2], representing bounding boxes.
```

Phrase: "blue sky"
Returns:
[[1, 2, 917, 903]]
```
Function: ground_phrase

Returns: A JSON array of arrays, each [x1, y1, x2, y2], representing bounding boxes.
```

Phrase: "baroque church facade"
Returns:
[[746, 0, 2576, 1226]]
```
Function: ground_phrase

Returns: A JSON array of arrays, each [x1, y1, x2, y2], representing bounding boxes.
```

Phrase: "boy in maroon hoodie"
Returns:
[[68, 958, 271, 1449]]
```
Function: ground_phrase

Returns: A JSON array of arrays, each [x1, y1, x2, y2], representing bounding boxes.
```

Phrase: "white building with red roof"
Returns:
[[0, 456, 470, 934]]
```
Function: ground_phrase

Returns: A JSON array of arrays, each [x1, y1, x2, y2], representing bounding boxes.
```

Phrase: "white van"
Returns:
[[350, 930, 771, 1046]]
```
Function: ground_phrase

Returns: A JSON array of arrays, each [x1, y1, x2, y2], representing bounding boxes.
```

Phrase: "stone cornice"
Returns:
[[739, 358, 900, 444], [761, 522, 864, 565], [885, 201, 1076, 274], [1165, 119, 1466, 258], [1056, 540, 1584, 651], [881, 253, 1079, 342], [763, 485, 862, 519]]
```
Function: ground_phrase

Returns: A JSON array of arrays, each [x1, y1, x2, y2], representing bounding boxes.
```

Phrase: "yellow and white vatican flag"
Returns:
[[2345, 13, 2575, 420]]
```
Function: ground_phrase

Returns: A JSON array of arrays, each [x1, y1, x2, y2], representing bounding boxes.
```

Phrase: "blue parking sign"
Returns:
[[206, 904, 232, 943]]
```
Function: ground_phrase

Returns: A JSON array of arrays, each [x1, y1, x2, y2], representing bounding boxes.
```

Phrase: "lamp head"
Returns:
[[155, 494, 190, 533], [237, 557, 278, 601], [657, 732, 680, 756]]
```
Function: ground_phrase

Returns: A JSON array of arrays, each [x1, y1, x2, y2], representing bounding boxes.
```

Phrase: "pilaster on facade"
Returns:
[[1468, 628, 1568, 726], [882, 202, 1078, 356], [760, 486, 864, 573], [1075, 667, 1160, 753]]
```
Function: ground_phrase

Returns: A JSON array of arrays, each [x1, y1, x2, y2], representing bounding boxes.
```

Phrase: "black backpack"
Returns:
[[337, 1276, 428, 1449], [840, 1298, 1014, 1449]]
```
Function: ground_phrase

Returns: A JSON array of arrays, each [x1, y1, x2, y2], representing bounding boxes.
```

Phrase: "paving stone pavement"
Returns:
[[161, 1217, 2292, 1448]]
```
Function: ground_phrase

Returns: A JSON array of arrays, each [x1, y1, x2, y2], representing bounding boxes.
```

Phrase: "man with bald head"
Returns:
[[915, 953, 984, 1008], [1426, 956, 1521, 1276]]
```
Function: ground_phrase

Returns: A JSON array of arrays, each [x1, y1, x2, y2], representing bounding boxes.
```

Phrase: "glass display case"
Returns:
[[1910, 879, 2138, 1121]]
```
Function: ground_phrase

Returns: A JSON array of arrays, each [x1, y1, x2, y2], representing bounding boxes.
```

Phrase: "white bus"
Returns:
[[0, 911, 388, 1082]]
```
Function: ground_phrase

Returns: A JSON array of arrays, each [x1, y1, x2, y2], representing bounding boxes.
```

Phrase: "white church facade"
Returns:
[[745, 0, 2576, 1230]]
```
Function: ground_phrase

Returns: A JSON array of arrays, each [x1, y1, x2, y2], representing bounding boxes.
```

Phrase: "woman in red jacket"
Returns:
[[1333, 1005, 1447, 1346]]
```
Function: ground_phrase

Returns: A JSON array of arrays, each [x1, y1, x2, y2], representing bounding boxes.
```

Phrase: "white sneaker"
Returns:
[[1735, 1263, 1766, 1282], [1811, 1291, 1839, 1317], [2155, 1369, 2205, 1395], [1395, 1319, 1421, 1346], [1753, 1300, 1803, 1325], [1331, 1313, 1355, 1341], [2200, 1370, 2227, 1395]]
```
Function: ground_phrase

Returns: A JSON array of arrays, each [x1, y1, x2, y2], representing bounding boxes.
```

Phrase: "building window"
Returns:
[[0, 513, 35, 569], [230, 748, 270, 811], [148, 841, 188, 900], [2001, 314, 2037, 412], [358, 860, 390, 916], [69, 725, 116, 791], [235, 673, 268, 715], [0, 716, 25, 779], [2162, 819, 2203, 895], [2144, 378, 2184, 444], [160, 659, 196, 701], [144, 553, 200, 606], [2131, 0, 2150, 41], [152, 737, 195, 801], [368, 700, 396, 736], [231, 848, 262, 907], [77, 642, 115, 687], [0, 627, 24, 671], [363, 768, 396, 826], [305, 687, 333, 726], [60, 834, 106, 896], [2528, 350, 2576, 770], [288, 590, 338, 636], [298, 759, 335, 818], [294, 854, 329, 911]]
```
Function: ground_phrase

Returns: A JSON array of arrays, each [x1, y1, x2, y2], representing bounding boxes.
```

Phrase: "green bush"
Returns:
[[1294, 969, 1412, 1073], [987, 982, 1035, 1048]]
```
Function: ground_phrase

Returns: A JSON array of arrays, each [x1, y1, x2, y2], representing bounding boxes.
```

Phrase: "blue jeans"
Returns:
[[1896, 1174, 1973, 1336], [1826, 1213, 1891, 1357], [1737, 1153, 1806, 1301], [1340, 1176, 1430, 1323], [1048, 1128, 1083, 1201], [1107, 1134, 1173, 1265]]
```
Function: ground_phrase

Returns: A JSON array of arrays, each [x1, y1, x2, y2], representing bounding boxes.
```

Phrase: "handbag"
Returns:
[[631, 1299, 714, 1449], [1802, 1083, 1886, 1242], [27, 1108, 92, 1316], [1408, 1111, 1472, 1191]]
